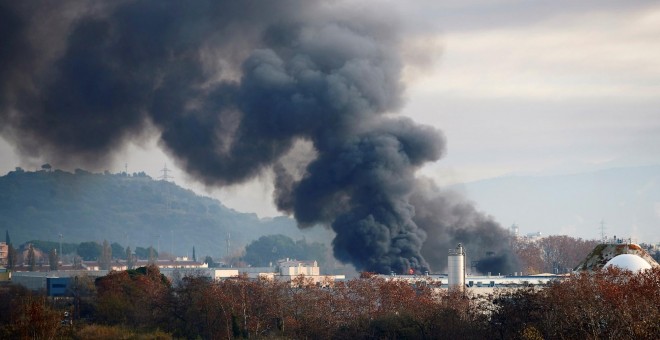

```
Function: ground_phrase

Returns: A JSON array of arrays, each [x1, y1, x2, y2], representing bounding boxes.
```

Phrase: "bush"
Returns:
[[74, 325, 172, 340]]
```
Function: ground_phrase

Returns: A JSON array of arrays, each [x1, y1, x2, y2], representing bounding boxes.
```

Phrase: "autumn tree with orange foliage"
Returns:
[[94, 264, 171, 330], [170, 274, 291, 339], [491, 267, 660, 339], [0, 284, 62, 339], [513, 235, 598, 274], [170, 275, 233, 339], [541, 267, 660, 338], [537, 235, 598, 273], [513, 239, 545, 274], [0, 263, 657, 339]]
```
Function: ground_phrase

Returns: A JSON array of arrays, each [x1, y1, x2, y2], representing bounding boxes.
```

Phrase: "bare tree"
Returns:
[[538, 236, 598, 273]]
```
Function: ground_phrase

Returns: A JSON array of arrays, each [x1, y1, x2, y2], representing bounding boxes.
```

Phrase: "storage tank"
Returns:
[[448, 243, 465, 291]]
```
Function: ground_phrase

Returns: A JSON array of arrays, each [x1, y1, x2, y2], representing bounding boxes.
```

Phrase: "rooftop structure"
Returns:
[[277, 259, 319, 276]]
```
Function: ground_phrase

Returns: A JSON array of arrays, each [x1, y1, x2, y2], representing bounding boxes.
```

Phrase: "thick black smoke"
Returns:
[[411, 178, 519, 274], [0, 0, 517, 274]]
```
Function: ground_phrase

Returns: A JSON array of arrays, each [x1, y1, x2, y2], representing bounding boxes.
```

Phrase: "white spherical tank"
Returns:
[[604, 254, 652, 272], [448, 243, 465, 291]]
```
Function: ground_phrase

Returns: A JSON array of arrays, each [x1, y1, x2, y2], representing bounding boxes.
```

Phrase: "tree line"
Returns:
[[7, 233, 331, 274], [512, 235, 600, 274], [0, 265, 658, 339], [9, 233, 657, 276], [4, 234, 160, 272]]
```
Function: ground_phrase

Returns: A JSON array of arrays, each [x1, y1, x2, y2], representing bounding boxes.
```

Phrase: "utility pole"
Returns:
[[59, 233, 63, 264], [226, 232, 230, 258]]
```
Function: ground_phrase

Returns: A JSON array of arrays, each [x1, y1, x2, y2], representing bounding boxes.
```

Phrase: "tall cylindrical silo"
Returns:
[[448, 243, 465, 291]]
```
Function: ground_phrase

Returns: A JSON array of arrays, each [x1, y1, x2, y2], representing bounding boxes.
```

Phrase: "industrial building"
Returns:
[[7, 241, 656, 296], [377, 243, 562, 294], [7, 257, 343, 294], [378, 241, 658, 295]]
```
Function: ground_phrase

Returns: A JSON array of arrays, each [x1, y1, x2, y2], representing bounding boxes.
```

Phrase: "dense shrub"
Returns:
[[73, 325, 171, 340]]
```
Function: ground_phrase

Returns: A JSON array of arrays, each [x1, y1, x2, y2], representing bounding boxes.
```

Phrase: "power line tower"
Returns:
[[599, 219, 607, 242], [159, 164, 174, 182], [226, 232, 231, 258]]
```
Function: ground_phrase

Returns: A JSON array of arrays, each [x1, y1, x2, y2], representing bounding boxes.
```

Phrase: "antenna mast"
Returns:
[[599, 219, 607, 242]]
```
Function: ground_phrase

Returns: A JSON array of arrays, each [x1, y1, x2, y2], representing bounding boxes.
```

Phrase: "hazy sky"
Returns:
[[2, 1, 659, 240], [407, 0, 660, 182]]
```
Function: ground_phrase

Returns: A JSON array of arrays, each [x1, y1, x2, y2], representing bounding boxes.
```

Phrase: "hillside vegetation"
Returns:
[[0, 168, 329, 259]]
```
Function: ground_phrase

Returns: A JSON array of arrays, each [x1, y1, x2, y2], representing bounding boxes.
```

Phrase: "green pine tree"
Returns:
[[7, 244, 16, 270]]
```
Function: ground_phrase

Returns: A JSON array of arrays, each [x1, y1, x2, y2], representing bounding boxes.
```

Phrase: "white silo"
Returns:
[[448, 243, 466, 291]]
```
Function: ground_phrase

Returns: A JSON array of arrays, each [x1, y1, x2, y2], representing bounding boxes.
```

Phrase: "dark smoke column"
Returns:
[[279, 119, 444, 274], [1, 1, 515, 275], [235, 24, 446, 274], [151, 15, 447, 273]]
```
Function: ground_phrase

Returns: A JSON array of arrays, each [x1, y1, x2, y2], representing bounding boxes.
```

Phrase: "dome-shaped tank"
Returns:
[[604, 254, 652, 272]]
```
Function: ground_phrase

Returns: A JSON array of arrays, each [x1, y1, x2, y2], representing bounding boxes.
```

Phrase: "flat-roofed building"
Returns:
[[0, 242, 8, 265], [278, 259, 319, 276]]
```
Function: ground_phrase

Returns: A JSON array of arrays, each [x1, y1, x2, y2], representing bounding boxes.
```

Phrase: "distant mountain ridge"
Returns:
[[456, 165, 660, 242], [0, 168, 330, 258], [3, 165, 657, 262]]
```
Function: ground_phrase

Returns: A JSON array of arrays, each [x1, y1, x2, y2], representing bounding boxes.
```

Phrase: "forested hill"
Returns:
[[0, 168, 325, 258]]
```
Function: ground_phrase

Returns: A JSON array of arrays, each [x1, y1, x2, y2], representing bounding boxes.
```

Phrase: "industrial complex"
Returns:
[[2, 239, 657, 297]]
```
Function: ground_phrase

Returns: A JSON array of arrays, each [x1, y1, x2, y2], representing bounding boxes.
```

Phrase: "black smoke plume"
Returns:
[[0, 1, 517, 274], [411, 178, 519, 274]]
